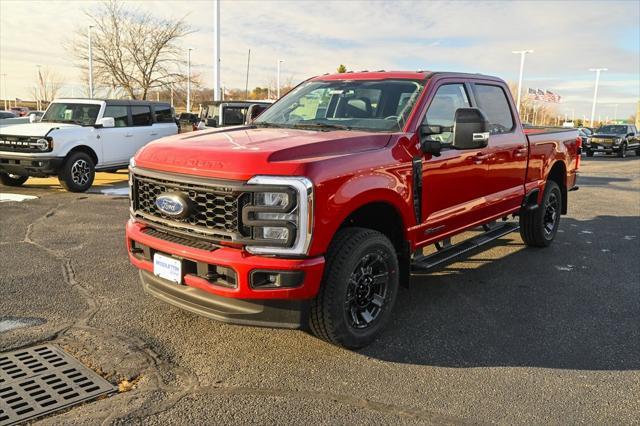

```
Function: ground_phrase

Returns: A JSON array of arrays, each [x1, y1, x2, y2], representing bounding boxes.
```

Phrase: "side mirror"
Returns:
[[246, 104, 269, 124], [29, 113, 39, 123], [95, 117, 115, 128], [453, 108, 490, 149]]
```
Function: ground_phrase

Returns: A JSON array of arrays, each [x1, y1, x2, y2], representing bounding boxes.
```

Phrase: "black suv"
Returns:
[[585, 124, 639, 158]]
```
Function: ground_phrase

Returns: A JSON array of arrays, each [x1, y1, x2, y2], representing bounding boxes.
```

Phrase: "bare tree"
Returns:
[[70, 0, 193, 100], [32, 67, 64, 104]]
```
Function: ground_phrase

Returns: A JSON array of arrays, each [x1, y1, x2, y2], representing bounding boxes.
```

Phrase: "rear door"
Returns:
[[130, 105, 155, 155], [470, 81, 528, 216], [152, 104, 179, 138]]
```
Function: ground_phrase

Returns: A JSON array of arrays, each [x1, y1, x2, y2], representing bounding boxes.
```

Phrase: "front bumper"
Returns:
[[0, 153, 64, 177], [126, 219, 325, 325]]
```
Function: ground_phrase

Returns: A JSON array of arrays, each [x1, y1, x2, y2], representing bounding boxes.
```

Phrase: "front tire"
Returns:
[[58, 152, 95, 192], [310, 227, 399, 349], [617, 143, 627, 158], [0, 173, 29, 187], [585, 149, 594, 157], [520, 180, 562, 247]]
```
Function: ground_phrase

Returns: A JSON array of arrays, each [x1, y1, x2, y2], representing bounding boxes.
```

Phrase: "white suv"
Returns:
[[0, 99, 178, 192]]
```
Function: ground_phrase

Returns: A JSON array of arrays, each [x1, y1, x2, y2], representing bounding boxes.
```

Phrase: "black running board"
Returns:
[[411, 223, 520, 272]]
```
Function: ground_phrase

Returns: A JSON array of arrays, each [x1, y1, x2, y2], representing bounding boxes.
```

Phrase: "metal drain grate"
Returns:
[[0, 344, 116, 425]]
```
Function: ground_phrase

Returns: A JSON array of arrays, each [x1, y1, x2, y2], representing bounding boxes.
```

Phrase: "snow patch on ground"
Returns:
[[555, 264, 575, 272], [99, 186, 129, 196], [0, 193, 38, 203], [0, 317, 46, 333]]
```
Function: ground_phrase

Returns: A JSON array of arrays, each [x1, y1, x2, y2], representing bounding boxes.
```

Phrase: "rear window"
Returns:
[[473, 84, 514, 134], [154, 105, 174, 123], [131, 105, 152, 126]]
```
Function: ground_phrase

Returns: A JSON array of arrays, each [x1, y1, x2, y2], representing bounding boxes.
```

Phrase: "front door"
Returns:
[[418, 82, 490, 243], [100, 105, 134, 165]]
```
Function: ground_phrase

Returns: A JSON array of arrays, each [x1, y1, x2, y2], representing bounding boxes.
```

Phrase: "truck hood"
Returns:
[[0, 122, 80, 137], [136, 126, 392, 180]]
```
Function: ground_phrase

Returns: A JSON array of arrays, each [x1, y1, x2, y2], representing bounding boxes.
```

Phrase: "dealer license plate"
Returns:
[[153, 253, 182, 284]]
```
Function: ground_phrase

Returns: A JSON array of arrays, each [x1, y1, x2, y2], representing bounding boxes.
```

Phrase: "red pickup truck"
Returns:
[[126, 71, 580, 348]]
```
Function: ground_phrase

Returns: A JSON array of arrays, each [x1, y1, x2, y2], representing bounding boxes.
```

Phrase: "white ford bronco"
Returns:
[[0, 99, 178, 192]]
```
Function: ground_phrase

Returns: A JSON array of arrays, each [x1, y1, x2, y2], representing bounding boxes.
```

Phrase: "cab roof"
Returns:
[[311, 70, 504, 83]]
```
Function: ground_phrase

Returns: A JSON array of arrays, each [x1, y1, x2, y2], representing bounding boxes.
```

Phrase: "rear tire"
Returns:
[[585, 149, 594, 157], [309, 227, 399, 349], [519, 180, 562, 248], [0, 173, 29, 187], [58, 152, 95, 192]]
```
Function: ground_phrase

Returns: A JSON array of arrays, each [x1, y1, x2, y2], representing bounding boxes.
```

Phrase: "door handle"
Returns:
[[125, 133, 133, 137], [150, 132, 158, 136], [514, 145, 528, 158], [471, 152, 492, 164]]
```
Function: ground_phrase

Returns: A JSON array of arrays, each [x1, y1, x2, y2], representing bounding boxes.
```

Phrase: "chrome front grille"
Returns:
[[131, 169, 248, 242]]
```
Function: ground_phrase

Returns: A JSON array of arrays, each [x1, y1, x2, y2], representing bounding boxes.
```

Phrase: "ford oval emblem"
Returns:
[[155, 192, 190, 218]]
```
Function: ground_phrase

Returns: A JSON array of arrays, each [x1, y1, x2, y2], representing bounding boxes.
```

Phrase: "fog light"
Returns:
[[250, 270, 305, 289]]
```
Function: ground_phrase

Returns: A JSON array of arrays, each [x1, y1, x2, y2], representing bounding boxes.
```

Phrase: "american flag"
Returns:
[[527, 88, 537, 99], [536, 89, 545, 100]]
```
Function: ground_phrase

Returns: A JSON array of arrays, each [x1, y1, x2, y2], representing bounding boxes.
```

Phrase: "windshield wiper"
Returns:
[[292, 122, 352, 131], [253, 122, 288, 129]]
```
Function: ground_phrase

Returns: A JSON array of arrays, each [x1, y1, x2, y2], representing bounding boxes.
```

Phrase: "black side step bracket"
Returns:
[[411, 222, 520, 272]]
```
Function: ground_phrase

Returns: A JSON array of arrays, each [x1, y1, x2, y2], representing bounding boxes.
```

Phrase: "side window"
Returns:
[[131, 105, 152, 126], [423, 83, 470, 144], [103, 106, 129, 127], [154, 105, 174, 123], [473, 84, 514, 134]]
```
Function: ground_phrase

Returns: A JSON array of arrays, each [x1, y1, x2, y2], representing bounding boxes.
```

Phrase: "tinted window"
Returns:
[[131, 106, 152, 126], [223, 107, 248, 125], [103, 106, 129, 127], [473, 84, 514, 134], [423, 84, 470, 144], [154, 105, 174, 123]]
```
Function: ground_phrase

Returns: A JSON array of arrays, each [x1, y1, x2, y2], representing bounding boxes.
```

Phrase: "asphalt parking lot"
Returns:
[[1, 156, 638, 424]]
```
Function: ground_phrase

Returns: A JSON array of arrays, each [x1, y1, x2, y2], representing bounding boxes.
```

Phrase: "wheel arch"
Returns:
[[546, 160, 567, 214], [65, 145, 99, 166]]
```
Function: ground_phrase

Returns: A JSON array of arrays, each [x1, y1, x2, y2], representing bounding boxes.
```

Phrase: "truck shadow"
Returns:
[[577, 175, 634, 191], [362, 216, 640, 371]]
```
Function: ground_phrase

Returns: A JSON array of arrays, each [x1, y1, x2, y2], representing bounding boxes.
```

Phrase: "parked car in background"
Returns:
[[126, 70, 580, 348], [10, 106, 30, 117], [0, 111, 17, 119], [178, 112, 200, 132], [577, 127, 592, 147], [0, 99, 178, 192], [199, 100, 272, 129], [585, 124, 639, 157]]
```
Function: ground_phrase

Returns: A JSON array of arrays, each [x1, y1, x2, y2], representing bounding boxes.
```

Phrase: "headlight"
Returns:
[[244, 176, 313, 256], [615, 138, 623, 145]]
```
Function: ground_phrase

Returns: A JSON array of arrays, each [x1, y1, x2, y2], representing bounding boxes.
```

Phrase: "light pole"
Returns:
[[88, 25, 94, 99], [613, 103, 618, 122], [512, 49, 534, 112], [36, 65, 42, 110], [276, 59, 284, 99], [589, 68, 607, 127], [213, 0, 221, 101], [187, 48, 193, 112], [1, 74, 7, 110]]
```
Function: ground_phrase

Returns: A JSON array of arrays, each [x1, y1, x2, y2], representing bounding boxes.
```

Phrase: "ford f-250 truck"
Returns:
[[126, 71, 580, 349]]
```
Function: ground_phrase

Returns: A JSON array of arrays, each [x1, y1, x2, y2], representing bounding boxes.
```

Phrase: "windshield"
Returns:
[[255, 79, 425, 132], [596, 125, 627, 134], [41, 103, 101, 126]]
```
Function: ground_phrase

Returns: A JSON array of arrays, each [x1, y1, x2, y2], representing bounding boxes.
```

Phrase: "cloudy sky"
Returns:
[[1, 0, 638, 119]]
